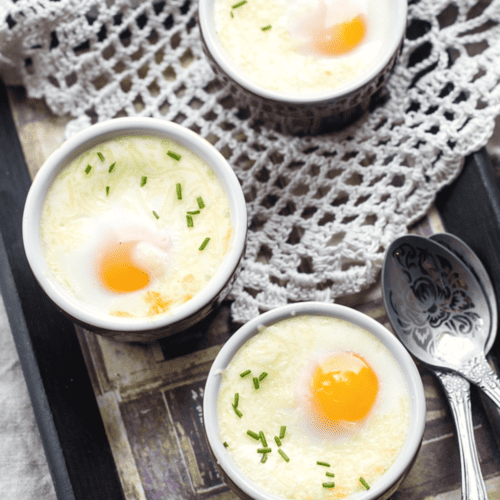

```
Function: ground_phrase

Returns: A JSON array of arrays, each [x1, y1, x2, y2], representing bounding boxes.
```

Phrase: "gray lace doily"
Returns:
[[1, 0, 499, 323]]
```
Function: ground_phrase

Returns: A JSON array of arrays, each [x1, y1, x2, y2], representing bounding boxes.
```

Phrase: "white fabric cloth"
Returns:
[[0, 294, 56, 499]]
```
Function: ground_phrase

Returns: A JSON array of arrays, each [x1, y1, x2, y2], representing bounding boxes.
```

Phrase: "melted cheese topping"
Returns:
[[40, 135, 233, 318], [217, 315, 411, 499], [214, 0, 389, 94]]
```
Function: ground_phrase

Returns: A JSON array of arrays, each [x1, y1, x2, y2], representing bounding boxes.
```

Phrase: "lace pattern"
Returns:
[[1, 0, 499, 323]]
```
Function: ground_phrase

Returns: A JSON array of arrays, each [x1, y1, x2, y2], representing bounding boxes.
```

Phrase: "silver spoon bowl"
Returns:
[[382, 234, 500, 397]]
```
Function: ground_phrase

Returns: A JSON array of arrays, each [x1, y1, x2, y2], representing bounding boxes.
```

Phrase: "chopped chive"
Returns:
[[259, 431, 267, 447], [199, 237, 210, 251], [106, 186, 110, 196], [247, 430, 260, 441], [187, 210, 200, 215], [240, 369, 251, 378], [187, 215, 194, 228], [274, 436, 282, 447], [279, 426, 286, 439], [317, 462, 330, 467], [197, 196, 205, 209], [167, 150, 181, 161], [253, 377, 260, 389], [153, 210, 160, 219], [97, 152, 105, 161], [85, 165, 92, 174], [108, 162, 116, 173], [278, 449, 290, 462], [232, 0, 247, 8], [325, 472, 335, 478], [322, 482, 335, 489], [359, 477, 370, 490], [257, 448, 272, 454], [141, 176, 147, 187], [233, 393, 239, 408], [261, 25, 272, 31], [261, 453, 268, 463], [232, 405, 243, 418], [223, 442, 229, 448], [259, 372, 268, 381], [230, 10, 234, 17], [176, 183, 182, 200]]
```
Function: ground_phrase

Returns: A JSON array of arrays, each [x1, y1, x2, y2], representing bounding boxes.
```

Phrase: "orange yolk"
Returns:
[[96, 241, 150, 293], [312, 15, 366, 56], [311, 351, 378, 422]]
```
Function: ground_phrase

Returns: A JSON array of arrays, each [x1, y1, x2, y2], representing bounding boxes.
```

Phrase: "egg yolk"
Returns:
[[96, 241, 150, 293], [312, 15, 366, 56], [311, 352, 378, 422]]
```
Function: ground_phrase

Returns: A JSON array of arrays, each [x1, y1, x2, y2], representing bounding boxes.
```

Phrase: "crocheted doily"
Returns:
[[1, 0, 500, 324]]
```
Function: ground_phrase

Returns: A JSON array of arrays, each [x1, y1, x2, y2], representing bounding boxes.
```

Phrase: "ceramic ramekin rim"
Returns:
[[198, 0, 408, 105], [22, 117, 248, 332], [203, 302, 426, 500]]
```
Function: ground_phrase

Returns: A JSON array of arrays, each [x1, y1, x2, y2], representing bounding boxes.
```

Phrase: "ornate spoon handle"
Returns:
[[435, 369, 488, 500], [461, 354, 500, 409]]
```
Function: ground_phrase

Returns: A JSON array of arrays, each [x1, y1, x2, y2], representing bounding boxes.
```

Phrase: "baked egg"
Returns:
[[214, 0, 390, 94], [216, 314, 411, 499], [40, 135, 233, 319]]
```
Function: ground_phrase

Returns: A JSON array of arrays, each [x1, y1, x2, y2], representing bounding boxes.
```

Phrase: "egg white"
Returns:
[[216, 315, 411, 500]]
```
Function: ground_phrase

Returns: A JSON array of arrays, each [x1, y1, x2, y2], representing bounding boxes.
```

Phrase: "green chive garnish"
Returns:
[[325, 472, 335, 478], [106, 186, 110, 196], [233, 393, 239, 408], [223, 442, 229, 448], [240, 369, 251, 378], [257, 448, 272, 454], [322, 482, 335, 488], [261, 25, 272, 31], [317, 462, 330, 467], [259, 372, 268, 381], [232, 0, 247, 8], [197, 196, 205, 209], [167, 150, 181, 161], [279, 426, 286, 439], [274, 436, 282, 447], [359, 477, 370, 490], [85, 165, 92, 174], [108, 162, 116, 173], [253, 377, 260, 389], [233, 405, 243, 418], [259, 431, 267, 447], [187, 210, 200, 215], [187, 215, 194, 228], [141, 176, 147, 187], [199, 237, 210, 250], [278, 449, 290, 462], [247, 430, 260, 441], [153, 210, 160, 219], [230, 10, 234, 17], [97, 152, 105, 161], [176, 183, 182, 200], [261, 453, 268, 463]]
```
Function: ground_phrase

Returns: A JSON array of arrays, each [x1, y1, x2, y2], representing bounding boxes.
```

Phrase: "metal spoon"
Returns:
[[430, 232, 500, 447], [382, 234, 500, 403], [381, 234, 497, 500]]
